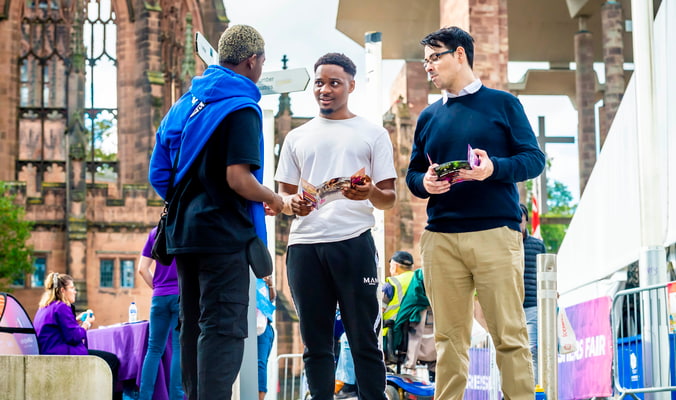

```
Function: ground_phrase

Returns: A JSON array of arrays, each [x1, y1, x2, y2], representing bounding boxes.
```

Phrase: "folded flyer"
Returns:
[[431, 144, 479, 184], [301, 168, 367, 209]]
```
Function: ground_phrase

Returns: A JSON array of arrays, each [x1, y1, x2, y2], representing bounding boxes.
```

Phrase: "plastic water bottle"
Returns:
[[128, 302, 138, 323]]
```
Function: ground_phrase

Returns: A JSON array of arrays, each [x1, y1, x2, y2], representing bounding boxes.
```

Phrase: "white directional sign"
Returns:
[[257, 68, 310, 95], [195, 31, 310, 95], [195, 32, 218, 66]]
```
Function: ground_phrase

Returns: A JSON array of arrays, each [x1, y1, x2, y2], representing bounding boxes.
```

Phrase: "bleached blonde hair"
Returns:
[[218, 24, 265, 66]]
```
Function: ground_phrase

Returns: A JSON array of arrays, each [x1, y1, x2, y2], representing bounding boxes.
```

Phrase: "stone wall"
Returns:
[[9, 181, 161, 324], [0, 355, 112, 399], [0, 0, 21, 182]]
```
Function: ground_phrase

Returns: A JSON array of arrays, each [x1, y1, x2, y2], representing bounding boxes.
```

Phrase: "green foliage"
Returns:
[[0, 183, 34, 291], [541, 180, 576, 254], [86, 118, 117, 162], [524, 177, 576, 253], [541, 224, 566, 254], [548, 181, 576, 213]]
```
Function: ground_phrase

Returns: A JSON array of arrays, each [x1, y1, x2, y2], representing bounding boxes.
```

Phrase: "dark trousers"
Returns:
[[287, 230, 386, 400], [176, 252, 249, 400]]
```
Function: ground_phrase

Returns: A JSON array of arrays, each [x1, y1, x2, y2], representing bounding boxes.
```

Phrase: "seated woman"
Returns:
[[33, 272, 122, 399]]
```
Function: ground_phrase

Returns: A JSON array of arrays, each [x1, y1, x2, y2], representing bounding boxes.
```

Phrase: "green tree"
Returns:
[[0, 182, 34, 291], [540, 180, 576, 253], [86, 118, 117, 162], [85, 118, 118, 180]]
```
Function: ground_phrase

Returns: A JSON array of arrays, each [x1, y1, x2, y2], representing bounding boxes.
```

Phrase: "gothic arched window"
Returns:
[[18, 0, 119, 191], [18, 0, 69, 194], [83, 0, 118, 182]]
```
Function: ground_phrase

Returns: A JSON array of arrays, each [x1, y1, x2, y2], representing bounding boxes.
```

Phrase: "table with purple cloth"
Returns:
[[87, 320, 174, 400]]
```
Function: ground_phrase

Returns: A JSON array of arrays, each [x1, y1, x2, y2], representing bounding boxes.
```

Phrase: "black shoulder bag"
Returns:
[[151, 149, 180, 266], [246, 235, 273, 278]]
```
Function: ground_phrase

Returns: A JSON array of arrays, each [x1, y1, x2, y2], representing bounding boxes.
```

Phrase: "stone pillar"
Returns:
[[384, 101, 417, 260], [574, 17, 597, 195], [598, 104, 608, 147], [385, 62, 429, 262], [275, 94, 293, 135], [388, 61, 429, 117], [600, 1, 625, 147], [116, 4, 164, 186], [66, 8, 89, 305], [440, 0, 509, 91], [440, 0, 470, 29], [274, 94, 293, 302], [198, 0, 230, 53], [0, 3, 21, 182]]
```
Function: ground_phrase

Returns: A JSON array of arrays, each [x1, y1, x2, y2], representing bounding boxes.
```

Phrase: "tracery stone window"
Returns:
[[83, 0, 118, 183], [18, 0, 70, 195], [17, 0, 119, 192]]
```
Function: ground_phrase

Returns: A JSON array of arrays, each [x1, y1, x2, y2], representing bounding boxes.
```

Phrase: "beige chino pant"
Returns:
[[421, 227, 534, 400]]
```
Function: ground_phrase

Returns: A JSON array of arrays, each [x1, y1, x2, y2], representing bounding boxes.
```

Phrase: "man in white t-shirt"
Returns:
[[275, 52, 396, 400]]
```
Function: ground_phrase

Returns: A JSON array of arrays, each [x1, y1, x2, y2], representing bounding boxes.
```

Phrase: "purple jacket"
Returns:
[[33, 301, 88, 355], [142, 227, 179, 297]]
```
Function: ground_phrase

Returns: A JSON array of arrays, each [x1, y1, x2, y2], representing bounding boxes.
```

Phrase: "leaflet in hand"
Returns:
[[301, 168, 367, 209], [431, 144, 479, 184]]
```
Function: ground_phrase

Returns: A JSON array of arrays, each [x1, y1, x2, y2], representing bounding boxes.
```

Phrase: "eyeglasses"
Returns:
[[422, 49, 456, 67]]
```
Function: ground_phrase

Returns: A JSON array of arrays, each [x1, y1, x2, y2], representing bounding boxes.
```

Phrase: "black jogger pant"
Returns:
[[287, 230, 386, 400]]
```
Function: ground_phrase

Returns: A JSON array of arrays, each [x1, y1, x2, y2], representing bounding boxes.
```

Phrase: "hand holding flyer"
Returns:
[[429, 144, 479, 184], [301, 168, 368, 209]]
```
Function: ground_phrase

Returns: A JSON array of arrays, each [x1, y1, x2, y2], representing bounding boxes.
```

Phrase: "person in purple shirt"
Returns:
[[34, 272, 121, 399], [137, 227, 184, 400]]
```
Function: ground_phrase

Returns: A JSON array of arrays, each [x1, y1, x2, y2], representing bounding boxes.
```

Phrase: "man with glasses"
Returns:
[[406, 26, 545, 399]]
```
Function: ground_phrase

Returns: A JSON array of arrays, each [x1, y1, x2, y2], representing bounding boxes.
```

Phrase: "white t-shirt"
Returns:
[[274, 115, 397, 245]]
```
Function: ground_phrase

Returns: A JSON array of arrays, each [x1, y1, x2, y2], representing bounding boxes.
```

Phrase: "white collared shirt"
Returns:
[[442, 79, 483, 104]]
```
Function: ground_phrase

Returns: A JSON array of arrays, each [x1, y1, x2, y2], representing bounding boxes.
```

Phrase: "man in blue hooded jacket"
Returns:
[[149, 24, 283, 399]]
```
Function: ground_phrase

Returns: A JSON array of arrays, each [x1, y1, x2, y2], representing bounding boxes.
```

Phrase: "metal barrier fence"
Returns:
[[466, 331, 501, 400], [277, 353, 306, 400], [276, 330, 500, 400], [612, 282, 676, 400]]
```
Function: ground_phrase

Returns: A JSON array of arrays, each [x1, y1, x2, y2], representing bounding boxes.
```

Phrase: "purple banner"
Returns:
[[465, 347, 501, 400], [558, 296, 613, 400], [466, 347, 490, 399]]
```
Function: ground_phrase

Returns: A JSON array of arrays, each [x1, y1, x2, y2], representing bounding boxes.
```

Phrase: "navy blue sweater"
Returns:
[[406, 86, 545, 233]]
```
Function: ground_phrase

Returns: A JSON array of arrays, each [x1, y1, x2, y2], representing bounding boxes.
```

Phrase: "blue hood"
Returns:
[[149, 65, 269, 243]]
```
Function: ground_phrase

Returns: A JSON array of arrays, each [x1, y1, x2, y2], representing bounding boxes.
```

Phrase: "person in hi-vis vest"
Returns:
[[382, 251, 416, 336]]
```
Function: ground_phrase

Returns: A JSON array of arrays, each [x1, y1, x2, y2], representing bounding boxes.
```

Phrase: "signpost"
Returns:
[[195, 31, 218, 66], [256, 68, 310, 95], [195, 32, 310, 95]]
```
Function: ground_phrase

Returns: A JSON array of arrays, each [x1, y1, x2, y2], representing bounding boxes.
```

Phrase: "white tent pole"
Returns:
[[631, 0, 669, 395], [364, 31, 386, 291]]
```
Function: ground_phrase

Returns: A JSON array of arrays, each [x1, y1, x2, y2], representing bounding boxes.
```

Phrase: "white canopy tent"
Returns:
[[557, 1, 676, 306]]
